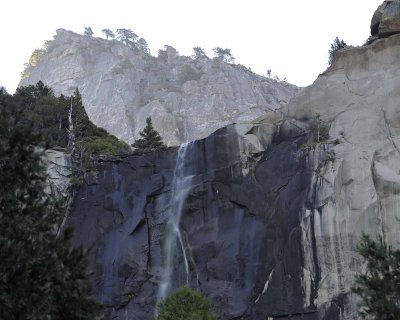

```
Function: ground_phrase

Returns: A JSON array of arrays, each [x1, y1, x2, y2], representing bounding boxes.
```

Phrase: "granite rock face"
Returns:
[[285, 32, 400, 318], [66, 29, 400, 319], [67, 117, 321, 319], [19, 29, 298, 146], [56, 3, 400, 318], [43, 148, 72, 199]]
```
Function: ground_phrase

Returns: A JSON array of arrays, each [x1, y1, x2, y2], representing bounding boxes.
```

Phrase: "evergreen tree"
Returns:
[[13, 83, 130, 155], [192, 47, 206, 59], [213, 47, 235, 63], [0, 91, 102, 319], [14, 81, 66, 147], [137, 38, 150, 54], [101, 28, 115, 40], [157, 286, 217, 320], [131, 117, 166, 153], [84, 26, 94, 37], [328, 37, 347, 64], [352, 233, 400, 319], [116, 28, 138, 48], [14, 80, 54, 109]]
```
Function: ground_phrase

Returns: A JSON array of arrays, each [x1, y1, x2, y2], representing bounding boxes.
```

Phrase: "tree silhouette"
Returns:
[[192, 47, 206, 59], [84, 27, 94, 37], [213, 47, 235, 63], [328, 37, 347, 64], [116, 28, 138, 48], [101, 28, 115, 40], [131, 117, 166, 153], [137, 38, 150, 54]]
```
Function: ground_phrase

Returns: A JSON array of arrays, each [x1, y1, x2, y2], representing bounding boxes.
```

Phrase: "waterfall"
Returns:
[[157, 142, 194, 305]]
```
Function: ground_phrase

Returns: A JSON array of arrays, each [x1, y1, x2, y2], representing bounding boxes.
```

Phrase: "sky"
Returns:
[[1, 0, 383, 93]]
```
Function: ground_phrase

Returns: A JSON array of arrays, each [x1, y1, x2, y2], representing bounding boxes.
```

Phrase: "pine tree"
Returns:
[[0, 91, 102, 319], [13, 83, 130, 156], [131, 117, 166, 153], [101, 28, 115, 40], [137, 38, 150, 54], [192, 47, 206, 59], [84, 27, 94, 37], [352, 233, 400, 319], [213, 47, 235, 63], [116, 28, 138, 48]]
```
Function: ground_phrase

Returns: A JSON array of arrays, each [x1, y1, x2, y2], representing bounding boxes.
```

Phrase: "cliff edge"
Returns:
[[20, 30, 298, 145]]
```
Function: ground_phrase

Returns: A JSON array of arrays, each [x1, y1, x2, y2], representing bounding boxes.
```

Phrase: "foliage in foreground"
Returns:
[[157, 286, 217, 320], [0, 90, 102, 319], [352, 233, 400, 320], [13, 81, 130, 155]]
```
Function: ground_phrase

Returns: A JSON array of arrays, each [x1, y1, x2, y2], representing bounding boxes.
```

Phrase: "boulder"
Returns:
[[371, 0, 400, 37]]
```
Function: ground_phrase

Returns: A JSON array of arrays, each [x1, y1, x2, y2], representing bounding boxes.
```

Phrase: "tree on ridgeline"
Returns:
[[116, 28, 138, 48], [101, 28, 115, 40], [131, 117, 166, 154], [328, 37, 347, 64], [84, 26, 94, 37], [137, 38, 150, 54], [0, 90, 103, 319], [192, 47, 206, 59], [213, 47, 235, 63]]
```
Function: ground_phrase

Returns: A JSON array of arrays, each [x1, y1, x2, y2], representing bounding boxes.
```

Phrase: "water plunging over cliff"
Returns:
[[157, 142, 194, 304]]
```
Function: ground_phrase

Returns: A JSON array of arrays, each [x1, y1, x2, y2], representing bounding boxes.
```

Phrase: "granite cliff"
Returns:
[[19, 30, 297, 145], [64, 3, 400, 319], [32, 2, 400, 319]]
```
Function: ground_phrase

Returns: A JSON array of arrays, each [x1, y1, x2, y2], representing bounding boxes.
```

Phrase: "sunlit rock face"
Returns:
[[66, 29, 400, 319], [43, 148, 71, 199], [285, 32, 400, 318], [19, 29, 298, 145]]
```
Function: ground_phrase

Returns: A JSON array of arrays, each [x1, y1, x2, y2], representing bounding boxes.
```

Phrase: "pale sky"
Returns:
[[1, 0, 382, 92]]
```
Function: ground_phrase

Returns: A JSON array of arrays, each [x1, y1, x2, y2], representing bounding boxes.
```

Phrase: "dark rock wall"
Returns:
[[67, 123, 337, 319]]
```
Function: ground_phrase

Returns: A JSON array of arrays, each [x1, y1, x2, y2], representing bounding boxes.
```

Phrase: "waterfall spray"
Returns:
[[157, 142, 194, 306]]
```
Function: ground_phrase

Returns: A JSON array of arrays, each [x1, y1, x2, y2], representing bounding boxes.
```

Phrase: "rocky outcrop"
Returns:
[[19, 29, 298, 146], [43, 149, 74, 232], [44, 148, 72, 199], [371, 0, 400, 38]]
